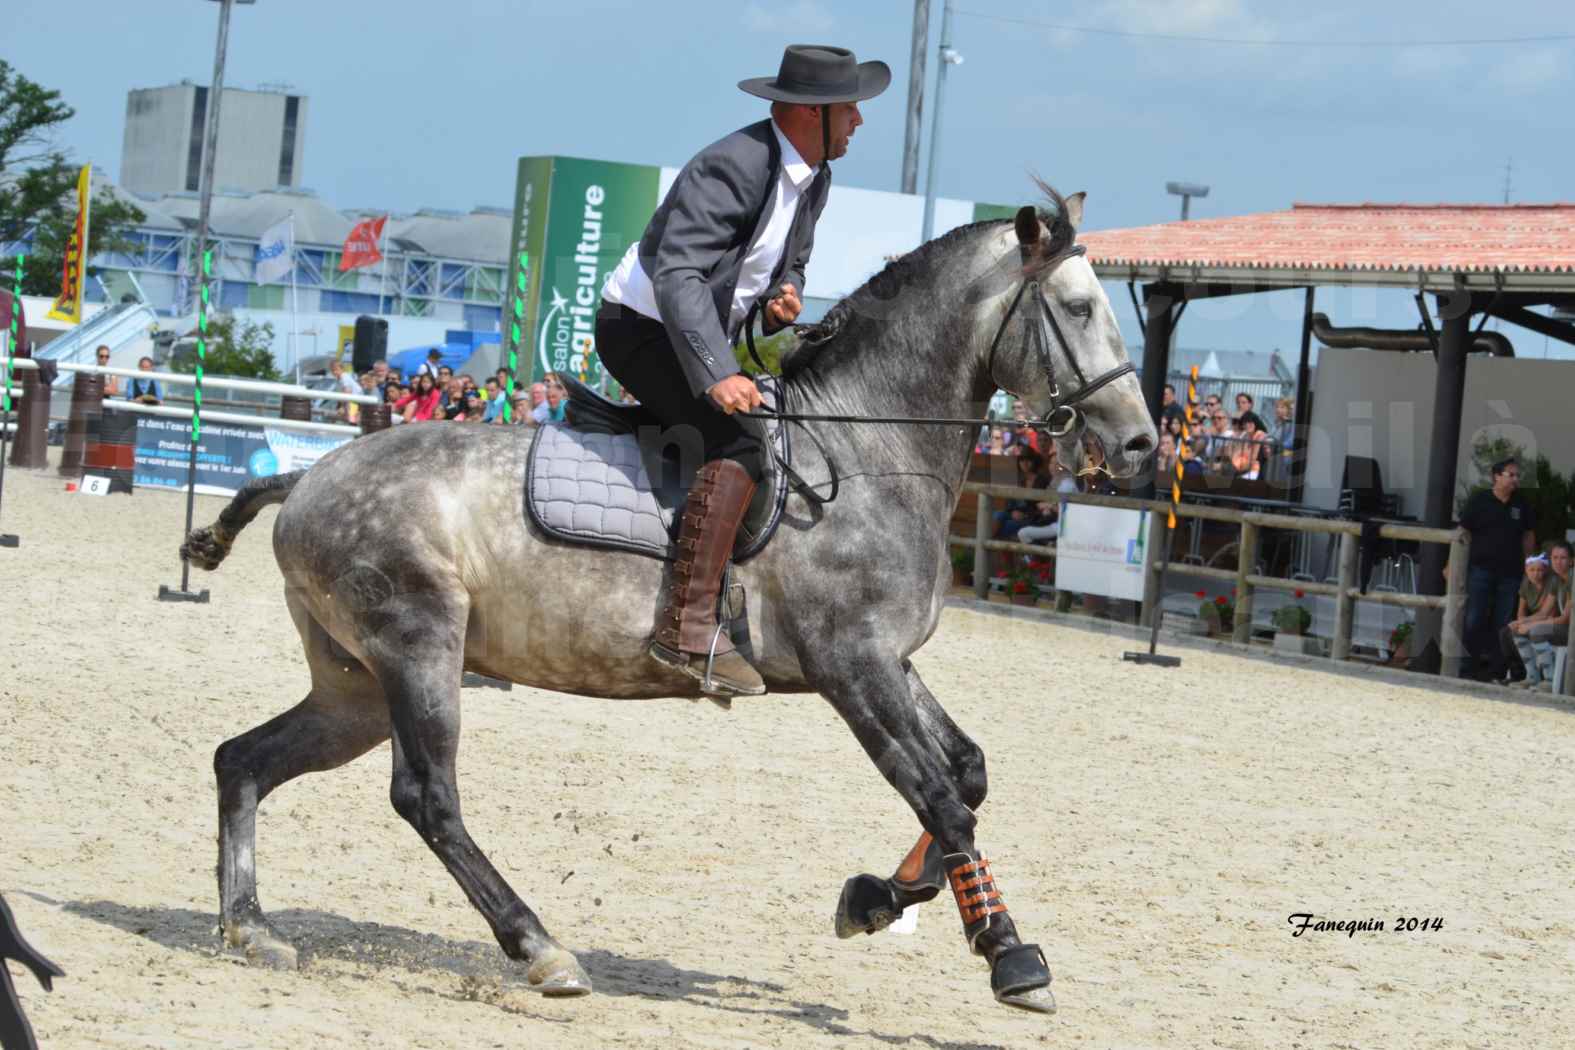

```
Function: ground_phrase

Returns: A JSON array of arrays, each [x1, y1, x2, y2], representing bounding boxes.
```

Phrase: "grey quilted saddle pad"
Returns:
[[524, 385, 787, 562]]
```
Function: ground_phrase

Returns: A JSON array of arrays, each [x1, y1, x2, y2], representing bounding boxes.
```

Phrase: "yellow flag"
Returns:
[[46, 165, 92, 325]]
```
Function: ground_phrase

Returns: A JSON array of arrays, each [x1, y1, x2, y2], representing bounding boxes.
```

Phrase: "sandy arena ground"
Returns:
[[3, 455, 1573, 1050]]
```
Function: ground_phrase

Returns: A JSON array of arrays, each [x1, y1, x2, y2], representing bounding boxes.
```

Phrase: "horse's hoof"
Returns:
[[991, 943, 1054, 1014], [833, 874, 900, 939], [225, 922, 299, 970], [527, 947, 592, 997], [997, 984, 1057, 1014]]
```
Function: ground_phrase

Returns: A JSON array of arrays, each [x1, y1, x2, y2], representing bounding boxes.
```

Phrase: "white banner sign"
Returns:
[[1054, 504, 1149, 601]]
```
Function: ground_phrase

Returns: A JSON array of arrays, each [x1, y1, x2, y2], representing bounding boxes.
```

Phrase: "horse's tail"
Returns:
[[180, 470, 305, 571]]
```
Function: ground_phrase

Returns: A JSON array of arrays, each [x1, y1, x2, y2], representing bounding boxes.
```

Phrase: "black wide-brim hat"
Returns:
[[739, 44, 891, 105]]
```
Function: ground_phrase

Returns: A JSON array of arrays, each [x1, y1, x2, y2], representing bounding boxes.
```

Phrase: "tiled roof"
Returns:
[[1081, 203, 1575, 276]]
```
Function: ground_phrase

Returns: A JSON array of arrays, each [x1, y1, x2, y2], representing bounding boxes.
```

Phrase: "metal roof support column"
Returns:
[[1416, 292, 1472, 668], [1289, 286, 1315, 503], [1135, 281, 1179, 500]]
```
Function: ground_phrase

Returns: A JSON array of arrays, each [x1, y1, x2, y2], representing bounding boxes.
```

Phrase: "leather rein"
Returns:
[[739, 243, 1136, 505]]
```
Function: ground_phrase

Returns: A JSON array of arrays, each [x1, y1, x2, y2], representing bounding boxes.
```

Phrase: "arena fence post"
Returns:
[[1440, 529, 1470, 679], [12, 363, 49, 469], [0, 254, 19, 547], [358, 403, 391, 434], [1330, 531, 1360, 660], [1562, 600, 1575, 699], [973, 490, 990, 600], [58, 371, 104, 477], [1232, 520, 1258, 645]]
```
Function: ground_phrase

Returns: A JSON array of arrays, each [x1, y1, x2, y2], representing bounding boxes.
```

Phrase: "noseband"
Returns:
[[983, 244, 1135, 438]]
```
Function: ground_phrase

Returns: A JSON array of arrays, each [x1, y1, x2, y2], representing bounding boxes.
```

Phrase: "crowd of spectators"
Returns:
[[333, 358, 577, 428], [1155, 386, 1297, 483]]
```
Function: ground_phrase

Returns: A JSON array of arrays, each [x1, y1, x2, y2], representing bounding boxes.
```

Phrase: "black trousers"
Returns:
[[595, 303, 765, 483]]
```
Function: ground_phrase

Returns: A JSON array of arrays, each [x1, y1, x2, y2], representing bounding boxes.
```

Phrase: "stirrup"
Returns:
[[698, 566, 757, 701]]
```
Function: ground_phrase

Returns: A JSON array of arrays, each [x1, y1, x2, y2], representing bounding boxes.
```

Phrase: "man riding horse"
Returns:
[[597, 44, 890, 698]]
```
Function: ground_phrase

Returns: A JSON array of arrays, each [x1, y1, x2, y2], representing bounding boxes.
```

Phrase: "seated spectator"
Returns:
[[531, 374, 567, 425], [96, 345, 122, 398], [1154, 431, 1178, 481], [995, 449, 1051, 541], [1159, 383, 1186, 429], [481, 378, 507, 423], [494, 367, 511, 394], [126, 356, 162, 404], [511, 390, 532, 423], [1229, 415, 1267, 480], [1234, 391, 1255, 418], [370, 359, 391, 396], [394, 373, 442, 422], [1018, 447, 1080, 546], [329, 358, 358, 422], [452, 390, 484, 421], [1499, 552, 1559, 685]]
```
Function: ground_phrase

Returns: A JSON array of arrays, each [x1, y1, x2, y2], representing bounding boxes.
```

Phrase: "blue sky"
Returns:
[[10, 0, 1573, 357]]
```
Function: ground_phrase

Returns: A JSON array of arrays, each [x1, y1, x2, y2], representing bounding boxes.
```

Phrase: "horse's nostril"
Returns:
[[1124, 434, 1154, 456]]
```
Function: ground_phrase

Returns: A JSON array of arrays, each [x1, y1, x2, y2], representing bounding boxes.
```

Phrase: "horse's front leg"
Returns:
[[812, 655, 1054, 1014]]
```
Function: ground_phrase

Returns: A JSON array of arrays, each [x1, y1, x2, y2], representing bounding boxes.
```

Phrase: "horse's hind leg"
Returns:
[[216, 605, 389, 968], [369, 592, 590, 996]]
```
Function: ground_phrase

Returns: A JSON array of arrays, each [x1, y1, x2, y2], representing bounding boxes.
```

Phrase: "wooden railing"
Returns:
[[949, 483, 1477, 680]]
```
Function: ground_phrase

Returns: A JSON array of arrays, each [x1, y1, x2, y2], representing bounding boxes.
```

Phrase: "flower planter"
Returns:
[[1273, 631, 1321, 655], [1009, 591, 1038, 607]]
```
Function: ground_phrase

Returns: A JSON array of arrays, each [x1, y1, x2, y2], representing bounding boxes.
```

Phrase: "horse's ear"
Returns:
[[1014, 205, 1042, 252], [1064, 192, 1086, 231]]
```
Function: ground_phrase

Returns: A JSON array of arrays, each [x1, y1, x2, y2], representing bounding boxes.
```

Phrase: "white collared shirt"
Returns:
[[602, 120, 817, 333]]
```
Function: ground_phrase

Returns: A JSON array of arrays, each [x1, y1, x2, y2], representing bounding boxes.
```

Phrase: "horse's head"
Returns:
[[976, 192, 1155, 480]]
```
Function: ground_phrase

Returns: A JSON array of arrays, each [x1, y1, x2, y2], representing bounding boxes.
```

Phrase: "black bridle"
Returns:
[[981, 244, 1135, 439], [743, 242, 1133, 437], [739, 241, 1136, 504]]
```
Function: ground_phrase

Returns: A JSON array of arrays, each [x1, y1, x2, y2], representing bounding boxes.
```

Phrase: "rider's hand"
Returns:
[[765, 283, 802, 328], [708, 374, 763, 415]]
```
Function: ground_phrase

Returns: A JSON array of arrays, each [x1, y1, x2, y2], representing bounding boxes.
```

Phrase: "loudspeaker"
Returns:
[[352, 315, 387, 374]]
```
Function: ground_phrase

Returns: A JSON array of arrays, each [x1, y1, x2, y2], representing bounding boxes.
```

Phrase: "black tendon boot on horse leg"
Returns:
[[650, 458, 765, 697]]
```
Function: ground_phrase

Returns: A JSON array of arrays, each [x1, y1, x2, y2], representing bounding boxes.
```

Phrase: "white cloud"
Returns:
[[1096, 0, 1251, 35], [743, 0, 835, 35], [1490, 47, 1569, 93]]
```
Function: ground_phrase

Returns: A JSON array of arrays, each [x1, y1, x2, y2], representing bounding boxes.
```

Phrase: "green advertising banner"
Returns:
[[506, 155, 661, 390]]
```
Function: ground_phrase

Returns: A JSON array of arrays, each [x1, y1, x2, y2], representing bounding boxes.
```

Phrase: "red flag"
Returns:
[[339, 215, 387, 272]]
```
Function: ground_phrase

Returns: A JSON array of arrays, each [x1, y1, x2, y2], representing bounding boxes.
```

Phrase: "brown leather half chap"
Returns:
[[655, 459, 756, 655]]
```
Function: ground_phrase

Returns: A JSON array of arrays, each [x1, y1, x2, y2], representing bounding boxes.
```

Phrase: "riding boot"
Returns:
[[649, 458, 766, 697]]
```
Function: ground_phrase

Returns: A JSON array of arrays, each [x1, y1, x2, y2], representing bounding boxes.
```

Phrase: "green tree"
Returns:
[[0, 60, 144, 297], [731, 328, 797, 375], [173, 313, 281, 381], [1458, 432, 1573, 545]]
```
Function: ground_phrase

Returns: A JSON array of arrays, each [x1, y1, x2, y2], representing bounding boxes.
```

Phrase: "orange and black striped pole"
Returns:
[[1125, 365, 1196, 668]]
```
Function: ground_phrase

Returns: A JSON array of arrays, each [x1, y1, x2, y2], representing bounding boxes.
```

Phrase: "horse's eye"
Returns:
[[1065, 300, 1092, 319]]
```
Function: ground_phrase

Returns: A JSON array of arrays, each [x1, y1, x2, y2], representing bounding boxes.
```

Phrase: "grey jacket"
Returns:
[[638, 119, 831, 398]]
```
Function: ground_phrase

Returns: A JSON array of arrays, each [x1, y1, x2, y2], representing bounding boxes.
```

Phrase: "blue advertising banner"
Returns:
[[133, 416, 350, 496]]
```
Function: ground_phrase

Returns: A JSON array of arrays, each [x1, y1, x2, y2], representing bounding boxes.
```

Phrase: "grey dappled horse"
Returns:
[[184, 194, 1155, 1014]]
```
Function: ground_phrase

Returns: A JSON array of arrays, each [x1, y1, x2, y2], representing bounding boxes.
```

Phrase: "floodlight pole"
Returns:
[[919, 0, 960, 245], [899, 0, 930, 194], [1166, 180, 1210, 222]]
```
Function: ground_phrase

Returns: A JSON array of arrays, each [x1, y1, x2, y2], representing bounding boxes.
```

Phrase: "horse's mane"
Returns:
[[782, 179, 1076, 378]]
